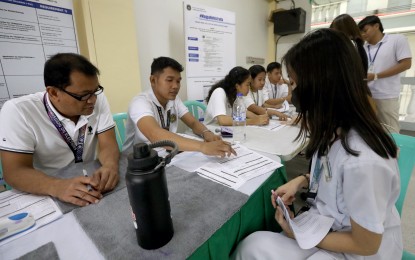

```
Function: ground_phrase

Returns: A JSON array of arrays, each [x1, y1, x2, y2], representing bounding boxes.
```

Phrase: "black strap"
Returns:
[[154, 102, 171, 131], [43, 94, 86, 163]]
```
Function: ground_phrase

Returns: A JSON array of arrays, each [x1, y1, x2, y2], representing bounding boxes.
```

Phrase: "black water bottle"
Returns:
[[126, 141, 178, 249]]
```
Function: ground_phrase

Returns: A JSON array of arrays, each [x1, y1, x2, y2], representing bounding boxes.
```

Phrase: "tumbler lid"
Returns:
[[127, 143, 159, 172]]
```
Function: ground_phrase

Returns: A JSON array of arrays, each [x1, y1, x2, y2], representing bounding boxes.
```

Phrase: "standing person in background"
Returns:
[[243, 65, 288, 121], [330, 13, 376, 113], [204, 66, 269, 126], [358, 15, 412, 133], [232, 29, 401, 260], [263, 62, 292, 109], [0, 53, 120, 207], [123, 57, 235, 158]]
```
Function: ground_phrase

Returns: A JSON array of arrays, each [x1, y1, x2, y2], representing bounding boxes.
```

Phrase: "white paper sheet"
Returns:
[[248, 120, 286, 132], [0, 190, 63, 246], [195, 144, 282, 189], [277, 197, 334, 249]]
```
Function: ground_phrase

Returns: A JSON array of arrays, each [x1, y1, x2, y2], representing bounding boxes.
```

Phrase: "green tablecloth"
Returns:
[[189, 167, 288, 259]]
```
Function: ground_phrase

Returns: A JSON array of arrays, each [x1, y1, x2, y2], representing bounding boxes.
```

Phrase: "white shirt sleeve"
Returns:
[[395, 34, 412, 61], [0, 101, 35, 153], [175, 96, 189, 118], [278, 84, 289, 98], [128, 95, 155, 125], [205, 88, 229, 124], [243, 91, 255, 109], [342, 160, 398, 234], [96, 94, 115, 134]]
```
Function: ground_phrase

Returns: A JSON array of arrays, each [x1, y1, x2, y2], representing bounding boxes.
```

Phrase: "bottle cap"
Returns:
[[236, 93, 243, 97]]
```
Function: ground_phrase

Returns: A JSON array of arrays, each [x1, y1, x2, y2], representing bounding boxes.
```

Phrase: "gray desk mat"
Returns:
[[55, 156, 128, 214], [72, 164, 249, 259], [17, 242, 59, 260]]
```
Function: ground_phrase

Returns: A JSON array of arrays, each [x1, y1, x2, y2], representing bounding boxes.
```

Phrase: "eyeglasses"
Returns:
[[60, 85, 104, 101]]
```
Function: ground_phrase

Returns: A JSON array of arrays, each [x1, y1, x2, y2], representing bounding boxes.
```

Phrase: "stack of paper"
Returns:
[[0, 190, 63, 245], [276, 196, 334, 249], [194, 144, 282, 189]]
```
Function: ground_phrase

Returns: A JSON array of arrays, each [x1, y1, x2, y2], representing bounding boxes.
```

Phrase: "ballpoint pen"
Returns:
[[82, 169, 93, 192]]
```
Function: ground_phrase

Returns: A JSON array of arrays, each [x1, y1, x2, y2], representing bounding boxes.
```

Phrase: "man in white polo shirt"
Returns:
[[0, 53, 119, 206], [123, 56, 235, 157], [358, 15, 412, 133], [263, 62, 291, 109]]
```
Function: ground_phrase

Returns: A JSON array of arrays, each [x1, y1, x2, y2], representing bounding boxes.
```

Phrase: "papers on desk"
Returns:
[[195, 144, 282, 189], [0, 190, 63, 246], [276, 197, 334, 249], [268, 100, 290, 113], [248, 120, 285, 132]]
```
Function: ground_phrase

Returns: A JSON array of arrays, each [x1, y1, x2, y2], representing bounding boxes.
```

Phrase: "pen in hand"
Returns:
[[83, 169, 93, 192]]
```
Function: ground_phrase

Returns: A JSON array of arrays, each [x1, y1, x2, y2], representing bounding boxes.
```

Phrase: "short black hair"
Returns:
[[266, 62, 282, 73], [44, 53, 99, 89], [358, 15, 384, 33], [249, 65, 266, 80], [151, 57, 183, 75]]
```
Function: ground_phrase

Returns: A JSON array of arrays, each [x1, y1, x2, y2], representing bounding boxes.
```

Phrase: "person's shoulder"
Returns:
[[3, 92, 44, 110]]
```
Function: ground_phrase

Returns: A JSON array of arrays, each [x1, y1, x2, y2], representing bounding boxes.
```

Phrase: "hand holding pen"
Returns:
[[83, 169, 93, 192]]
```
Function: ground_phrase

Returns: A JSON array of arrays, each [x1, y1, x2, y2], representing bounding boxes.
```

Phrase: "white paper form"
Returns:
[[248, 120, 285, 132], [0, 190, 63, 246], [277, 196, 334, 249], [195, 145, 282, 189]]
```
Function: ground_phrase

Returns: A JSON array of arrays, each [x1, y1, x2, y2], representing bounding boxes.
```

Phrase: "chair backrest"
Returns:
[[183, 100, 207, 122], [391, 133, 415, 216], [113, 113, 128, 151]]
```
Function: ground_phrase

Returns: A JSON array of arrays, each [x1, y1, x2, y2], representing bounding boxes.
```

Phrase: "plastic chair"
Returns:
[[391, 133, 415, 260], [113, 113, 128, 151], [183, 100, 206, 122]]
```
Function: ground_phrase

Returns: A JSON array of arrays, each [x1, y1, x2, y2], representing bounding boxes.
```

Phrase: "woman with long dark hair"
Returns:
[[233, 29, 401, 259], [204, 66, 269, 126]]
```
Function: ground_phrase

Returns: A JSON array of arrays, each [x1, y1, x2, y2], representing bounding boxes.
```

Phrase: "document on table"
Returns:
[[268, 100, 290, 113], [195, 144, 282, 189], [0, 190, 63, 245], [276, 196, 334, 249], [248, 120, 285, 132]]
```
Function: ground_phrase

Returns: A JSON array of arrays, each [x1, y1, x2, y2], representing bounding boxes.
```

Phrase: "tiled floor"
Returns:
[[284, 130, 415, 255]]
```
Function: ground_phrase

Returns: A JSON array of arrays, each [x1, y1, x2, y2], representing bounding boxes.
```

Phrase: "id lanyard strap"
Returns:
[[251, 91, 259, 105], [154, 103, 171, 131], [368, 42, 383, 66], [43, 94, 86, 163], [271, 84, 278, 99], [307, 155, 332, 204]]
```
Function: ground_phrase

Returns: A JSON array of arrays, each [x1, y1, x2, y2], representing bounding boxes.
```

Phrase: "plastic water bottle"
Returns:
[[232, 93, 246, 143]]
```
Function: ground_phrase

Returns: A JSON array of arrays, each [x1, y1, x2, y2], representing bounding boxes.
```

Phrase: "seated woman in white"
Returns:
[[244, 65, 288, 121], [204, 66, 269, 126], [232, 29, 402, 260]]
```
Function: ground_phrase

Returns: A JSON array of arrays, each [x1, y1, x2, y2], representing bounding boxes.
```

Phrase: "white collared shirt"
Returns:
[[365, 34, 412, 99], [204, 88, 232, 125], [122, 89, 189, 153], [0, 92, 115, 175], [243, 89, 266, 108], [263, 77, 289, 101]]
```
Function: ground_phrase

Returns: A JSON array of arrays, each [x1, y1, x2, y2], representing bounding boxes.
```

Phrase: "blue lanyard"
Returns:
[[43, 94, 87, 163], [368, 42, 383, 64]]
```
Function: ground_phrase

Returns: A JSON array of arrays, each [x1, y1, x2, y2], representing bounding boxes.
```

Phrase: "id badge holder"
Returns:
[[321, 156, 332, 182], [368, 63, 375, 74]]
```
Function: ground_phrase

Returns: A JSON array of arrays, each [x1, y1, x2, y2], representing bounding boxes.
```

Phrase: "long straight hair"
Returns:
[[283, 29, 396, 159], [206, 66, 250, 106]]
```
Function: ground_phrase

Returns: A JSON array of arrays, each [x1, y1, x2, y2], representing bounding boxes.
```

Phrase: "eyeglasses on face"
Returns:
[[60, 85, 104, 101]]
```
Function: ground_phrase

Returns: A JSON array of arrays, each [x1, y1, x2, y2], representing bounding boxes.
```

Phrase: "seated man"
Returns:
[[263, 62, 292, 108], [0, 53, 119, 207], [123, 56, 235, 157]]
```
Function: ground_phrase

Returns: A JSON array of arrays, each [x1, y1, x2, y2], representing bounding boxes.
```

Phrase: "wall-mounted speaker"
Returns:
[[273, 8, 306, 36]]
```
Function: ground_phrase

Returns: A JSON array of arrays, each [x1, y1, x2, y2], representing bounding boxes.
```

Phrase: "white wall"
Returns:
[[133, 0, 270, 100], [274, 1, 312, 72]]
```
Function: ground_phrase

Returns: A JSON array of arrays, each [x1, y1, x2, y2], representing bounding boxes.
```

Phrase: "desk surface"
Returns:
[[0, 153, 283, 260]]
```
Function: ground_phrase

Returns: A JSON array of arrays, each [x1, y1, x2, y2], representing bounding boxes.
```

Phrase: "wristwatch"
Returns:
[[373, 74, 378, 81]]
